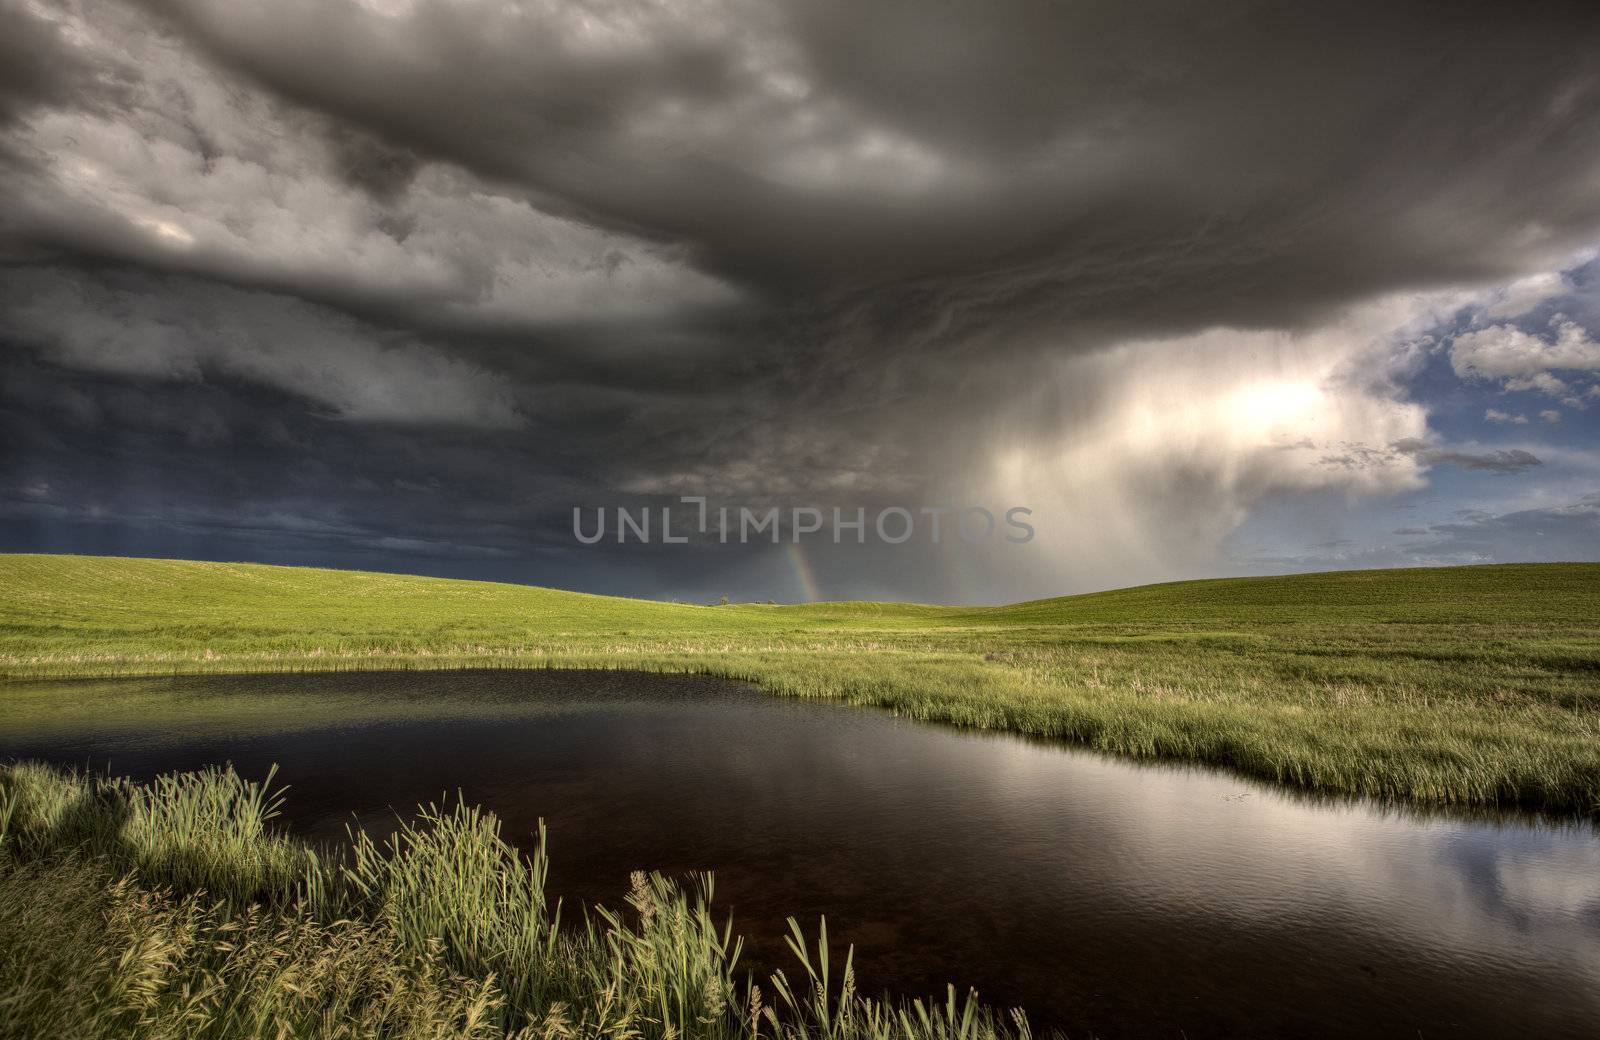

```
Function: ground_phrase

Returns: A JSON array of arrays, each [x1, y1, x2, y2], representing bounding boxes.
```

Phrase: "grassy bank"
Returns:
[[3, 554, 1599, 814], [1, 761, 1025, 1040]]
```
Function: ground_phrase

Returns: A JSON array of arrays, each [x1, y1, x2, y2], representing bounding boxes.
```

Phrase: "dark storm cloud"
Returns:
[[321, 124, 424, 206], [0, 344, 718, 591], [12, 0, 1600, 336], [0, 0, 123, 128], [129, 0, 1600, 326], [0, 264, 527, 427], [4, 0, 1600, 597]]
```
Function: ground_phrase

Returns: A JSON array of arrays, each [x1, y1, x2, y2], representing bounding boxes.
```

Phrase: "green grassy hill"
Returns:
[[3, 554, 1598, 812], [0, 554, 796, 665], [789, 562, 1600, 626], [4, 554, 1597, 656], [1008, 563, 1600, 624]]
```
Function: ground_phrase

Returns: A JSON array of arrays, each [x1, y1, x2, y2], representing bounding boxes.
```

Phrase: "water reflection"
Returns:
[[2, 670, 1596, 1039]]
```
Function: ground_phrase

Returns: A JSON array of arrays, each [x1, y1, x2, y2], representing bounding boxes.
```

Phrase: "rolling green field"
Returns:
[[2, 553, 1599, 813]]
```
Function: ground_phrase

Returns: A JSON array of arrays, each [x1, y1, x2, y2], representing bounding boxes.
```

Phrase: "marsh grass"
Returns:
[[3, 554, 1598, 813], [0, 762, 1034, 1040]]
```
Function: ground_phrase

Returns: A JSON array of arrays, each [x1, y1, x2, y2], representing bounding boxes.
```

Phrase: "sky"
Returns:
[[3, 0, 1600, 604]]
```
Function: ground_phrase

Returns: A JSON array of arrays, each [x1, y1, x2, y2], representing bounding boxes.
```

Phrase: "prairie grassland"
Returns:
[[2, 554, 1598, 812], [0, 761, 1028, 1040]]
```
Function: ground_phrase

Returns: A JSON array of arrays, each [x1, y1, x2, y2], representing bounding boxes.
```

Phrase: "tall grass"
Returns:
[[0, 761, 1036, 1040], [0, 761, 308, 905]]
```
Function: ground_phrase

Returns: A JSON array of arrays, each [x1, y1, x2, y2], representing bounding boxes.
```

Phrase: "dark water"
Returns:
[[3, 670, 1597, 1039]]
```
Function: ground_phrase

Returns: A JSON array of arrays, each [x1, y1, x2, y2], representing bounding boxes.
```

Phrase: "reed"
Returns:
[[0, 761, 1034, 1040]]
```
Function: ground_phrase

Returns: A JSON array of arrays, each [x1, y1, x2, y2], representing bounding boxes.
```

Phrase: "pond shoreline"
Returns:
[[6, 652, 1599, 821], [4, 669, 1598, 1038]]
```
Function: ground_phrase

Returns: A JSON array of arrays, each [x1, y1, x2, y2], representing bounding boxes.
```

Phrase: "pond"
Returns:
[[2, 670, 1597, 1039]]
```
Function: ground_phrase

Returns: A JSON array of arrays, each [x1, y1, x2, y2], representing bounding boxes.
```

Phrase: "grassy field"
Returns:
[[2, 553, 1599, 813]]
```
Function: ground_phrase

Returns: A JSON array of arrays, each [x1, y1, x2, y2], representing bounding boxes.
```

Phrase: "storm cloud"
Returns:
[[4, 0, 1600, 600]]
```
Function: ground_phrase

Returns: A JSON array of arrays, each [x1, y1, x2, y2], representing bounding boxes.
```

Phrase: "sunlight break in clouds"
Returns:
[[981, 296, 1445, 593]]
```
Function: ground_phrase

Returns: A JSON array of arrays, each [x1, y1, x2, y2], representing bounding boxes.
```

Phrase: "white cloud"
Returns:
[[1504, 371, 1571, 395], [1541, 409, 1563, 424], [1450, 319, 1600, 398], [1451, 320, 1600, 378], [1485, 408, 1529, 424], [1480, 270, 1573, 319]]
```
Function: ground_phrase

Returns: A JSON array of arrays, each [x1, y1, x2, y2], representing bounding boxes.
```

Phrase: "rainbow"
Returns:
[[783, 541, 823, 603]]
